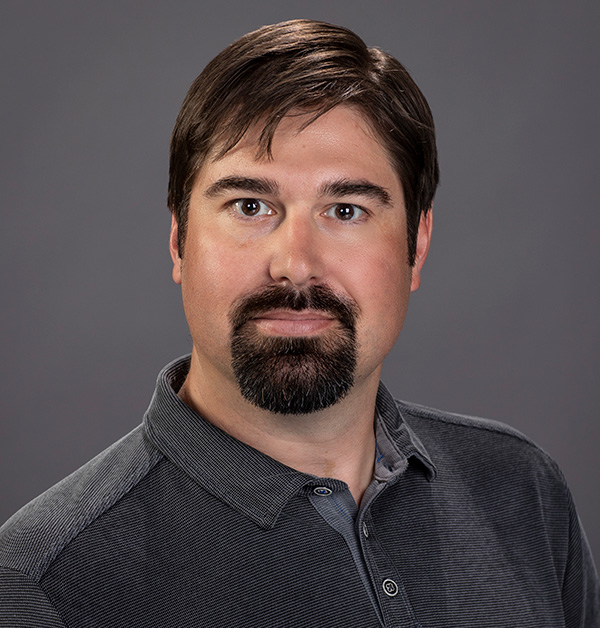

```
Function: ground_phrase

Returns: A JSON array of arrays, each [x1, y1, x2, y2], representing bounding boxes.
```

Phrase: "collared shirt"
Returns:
[[0, 355, 598, 627]]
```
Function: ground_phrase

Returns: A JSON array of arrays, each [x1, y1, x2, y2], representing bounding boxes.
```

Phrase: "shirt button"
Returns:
[[382, 578, 399, 597], [362, 522, 369, 538], [313, 486, 332, 496]]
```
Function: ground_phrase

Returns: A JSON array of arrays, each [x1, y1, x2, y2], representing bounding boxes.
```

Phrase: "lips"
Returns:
[[255, 310, 336, 321], [251, 310, 337, 336]]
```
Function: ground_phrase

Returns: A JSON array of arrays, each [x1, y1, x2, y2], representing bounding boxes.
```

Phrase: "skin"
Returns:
[[170, 105, 432, 504]]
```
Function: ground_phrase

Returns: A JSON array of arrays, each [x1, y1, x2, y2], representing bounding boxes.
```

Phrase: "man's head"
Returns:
[[168, 20, 438, 415], [168, 19, 439, 266]]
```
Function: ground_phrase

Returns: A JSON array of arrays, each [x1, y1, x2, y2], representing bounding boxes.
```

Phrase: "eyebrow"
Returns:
[[319, 179, 393, 207], [203, 176, 279, 198], [203, 175, 393, 207]]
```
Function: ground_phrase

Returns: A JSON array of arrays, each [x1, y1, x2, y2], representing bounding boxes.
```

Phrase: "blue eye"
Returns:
[[232, 198, 271, 217], [325, 204, 365, 221]]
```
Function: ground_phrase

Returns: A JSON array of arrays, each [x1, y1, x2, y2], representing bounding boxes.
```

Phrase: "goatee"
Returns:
[[230, 285, 359, 415]]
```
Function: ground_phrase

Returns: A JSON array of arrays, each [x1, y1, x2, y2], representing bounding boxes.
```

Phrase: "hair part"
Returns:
[[168, 19, 439, 265]]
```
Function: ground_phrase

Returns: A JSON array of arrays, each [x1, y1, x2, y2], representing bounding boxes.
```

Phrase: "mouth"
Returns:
[[251, 309, 337, 336], [230, 284, 359, 338]]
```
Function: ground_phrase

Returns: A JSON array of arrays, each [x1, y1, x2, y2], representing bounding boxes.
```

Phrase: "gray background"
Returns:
[[1, 1, 598, 562]]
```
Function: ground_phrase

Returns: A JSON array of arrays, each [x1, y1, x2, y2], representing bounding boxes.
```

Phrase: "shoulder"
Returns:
[[396, 398, 569, 493], [398, 397, 552, 452], [0, 425, 162, 583], [394, 399, 580, 561], [394, 399, 600, 620]]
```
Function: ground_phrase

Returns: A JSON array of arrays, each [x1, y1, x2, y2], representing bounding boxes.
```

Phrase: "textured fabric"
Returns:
[[0, 354, 598, 627]]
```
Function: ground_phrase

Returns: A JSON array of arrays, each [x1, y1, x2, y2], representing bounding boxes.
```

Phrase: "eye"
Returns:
[[231, 198, 272, 217], [324, 203, 366, 221]]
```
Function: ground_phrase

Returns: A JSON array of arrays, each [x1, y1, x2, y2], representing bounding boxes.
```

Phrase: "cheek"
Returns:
[[351, 245, 412, 358], [368, 267, 410, 328], [181, 235, 262, 324], [355, 237, 410, 308]]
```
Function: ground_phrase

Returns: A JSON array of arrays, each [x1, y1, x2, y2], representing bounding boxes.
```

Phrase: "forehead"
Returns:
[[197, 105, 403, 195]]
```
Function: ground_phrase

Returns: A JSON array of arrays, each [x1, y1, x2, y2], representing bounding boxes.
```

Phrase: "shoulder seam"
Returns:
[[0, 428, 165, 582], [36, 447, 163, 581], [0, 565, 70, 627]]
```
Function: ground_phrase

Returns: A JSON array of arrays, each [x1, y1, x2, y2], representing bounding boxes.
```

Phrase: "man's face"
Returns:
[[170, 105, 431, 413]]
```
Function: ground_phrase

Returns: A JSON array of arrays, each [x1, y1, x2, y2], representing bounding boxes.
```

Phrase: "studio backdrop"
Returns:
[[1, 1, 599, 561]]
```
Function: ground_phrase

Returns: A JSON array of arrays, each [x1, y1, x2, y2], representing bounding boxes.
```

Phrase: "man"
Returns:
[[0, 18, 598, 627]]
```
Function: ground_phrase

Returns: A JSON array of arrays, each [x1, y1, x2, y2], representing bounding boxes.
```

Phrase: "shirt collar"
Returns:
[[144, 355, 436, 529], [374, 383, 437, 482]]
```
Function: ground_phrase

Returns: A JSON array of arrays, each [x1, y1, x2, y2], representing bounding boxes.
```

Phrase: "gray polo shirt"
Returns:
[[1, 355, 598, 627]]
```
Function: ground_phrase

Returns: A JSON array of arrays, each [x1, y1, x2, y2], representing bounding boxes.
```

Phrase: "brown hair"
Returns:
[[168, 19, 439, 264]]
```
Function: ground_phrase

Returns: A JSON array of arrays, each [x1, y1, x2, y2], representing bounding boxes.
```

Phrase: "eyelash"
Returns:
[[229, 198, 368, 222]]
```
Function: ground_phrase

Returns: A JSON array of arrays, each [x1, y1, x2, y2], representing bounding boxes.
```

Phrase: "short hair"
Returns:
[[168, 19, 439, 265]]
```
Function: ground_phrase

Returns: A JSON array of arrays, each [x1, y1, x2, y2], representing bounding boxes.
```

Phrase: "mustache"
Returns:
[[230, 284, 359, 332]]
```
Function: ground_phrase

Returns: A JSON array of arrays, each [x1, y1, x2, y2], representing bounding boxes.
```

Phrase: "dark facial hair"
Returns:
[[230, 284, 359, 415]]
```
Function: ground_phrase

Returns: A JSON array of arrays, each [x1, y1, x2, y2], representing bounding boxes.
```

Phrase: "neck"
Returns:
[[178, 352, 381, 505]]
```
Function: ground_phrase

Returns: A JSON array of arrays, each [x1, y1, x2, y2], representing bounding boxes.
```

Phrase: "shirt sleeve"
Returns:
[[0, 567, 68, 628]]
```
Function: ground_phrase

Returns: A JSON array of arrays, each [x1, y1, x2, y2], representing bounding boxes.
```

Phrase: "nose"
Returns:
[[268, 212, 324, 288]]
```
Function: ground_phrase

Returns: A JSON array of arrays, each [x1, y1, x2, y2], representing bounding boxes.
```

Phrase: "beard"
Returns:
[[230, 284, 359, 415]]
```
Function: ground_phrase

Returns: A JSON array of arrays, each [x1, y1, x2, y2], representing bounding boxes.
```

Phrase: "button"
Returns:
[[362, 522, 369, 538], [382, 578, 399, 597], [313, 486, 332, 496]]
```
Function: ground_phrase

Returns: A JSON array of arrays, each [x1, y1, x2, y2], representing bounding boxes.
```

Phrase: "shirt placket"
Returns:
[[309, 481, 422, 628], [358, 505, 421, 628]]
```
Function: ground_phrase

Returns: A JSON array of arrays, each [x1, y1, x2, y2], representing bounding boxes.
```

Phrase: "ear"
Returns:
[[410, 209, 433, 292], [169, 214, 182, 285]]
